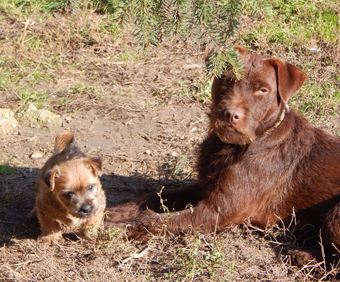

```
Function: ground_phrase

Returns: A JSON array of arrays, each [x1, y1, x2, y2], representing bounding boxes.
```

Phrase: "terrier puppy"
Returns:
[[31, 131, 106, 243]]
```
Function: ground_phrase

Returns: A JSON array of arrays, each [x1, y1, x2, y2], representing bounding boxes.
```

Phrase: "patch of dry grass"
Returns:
[[2, 224, 339, 281]]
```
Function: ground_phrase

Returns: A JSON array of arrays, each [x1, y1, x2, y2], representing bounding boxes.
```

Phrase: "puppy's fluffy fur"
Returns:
[[31, 131, 105, 243]]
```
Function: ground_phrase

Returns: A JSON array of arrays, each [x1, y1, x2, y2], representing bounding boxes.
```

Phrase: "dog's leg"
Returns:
[[105, 183, 202, 223], [105, 197, 223, 240], [37, 213, 63, 243], [322, 203, 340, 255], [122, 200, 223, 240], [79, 213, 104, 240]]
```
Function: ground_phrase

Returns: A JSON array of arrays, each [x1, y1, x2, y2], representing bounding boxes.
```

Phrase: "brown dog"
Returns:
[[104, 47, 340, 253], [31, 131, 106, 243]]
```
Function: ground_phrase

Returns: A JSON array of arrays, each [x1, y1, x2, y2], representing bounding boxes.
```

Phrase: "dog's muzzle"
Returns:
[[76, 203, 93, 218]]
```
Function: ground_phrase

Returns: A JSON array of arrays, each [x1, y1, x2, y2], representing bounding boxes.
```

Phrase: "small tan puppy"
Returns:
[[31, 131, 106, 243]]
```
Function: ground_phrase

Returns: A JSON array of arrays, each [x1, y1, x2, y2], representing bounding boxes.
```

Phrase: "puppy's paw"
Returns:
[[38, 233, 63, 245], [77, 227, 97, 242]]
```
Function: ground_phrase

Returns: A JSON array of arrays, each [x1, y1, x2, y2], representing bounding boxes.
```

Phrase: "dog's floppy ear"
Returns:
[[42, 168, 59, 191], [266, 58, 307, 103], [85, 158, 102, 177]]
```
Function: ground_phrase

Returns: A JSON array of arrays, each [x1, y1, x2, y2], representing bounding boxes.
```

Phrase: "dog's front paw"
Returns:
[[38, 232, 63, 245], [77, 228, 96, 242]]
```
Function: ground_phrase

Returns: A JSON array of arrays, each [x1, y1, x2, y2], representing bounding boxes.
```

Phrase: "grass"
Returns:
[[94, 228, 263, 281], [20, 88, 50, 109], [1, 0, 338, 115], [0, 0, 122, 111], [0, 165, 17, 175], [245, 0, 340, 46], [178, 79, 213, 103], [292, 81, 340, 117]]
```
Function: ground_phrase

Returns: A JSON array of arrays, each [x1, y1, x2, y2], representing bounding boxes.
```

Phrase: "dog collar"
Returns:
[[262, 103, 289, 136]]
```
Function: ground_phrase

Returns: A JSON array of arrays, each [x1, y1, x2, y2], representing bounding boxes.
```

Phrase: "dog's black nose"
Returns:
[[79, 204, 92, 214]]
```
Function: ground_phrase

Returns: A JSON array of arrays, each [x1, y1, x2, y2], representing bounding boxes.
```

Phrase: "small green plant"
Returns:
[[178, 79, 212, 103], [157, 186, 172, 237], [163, 271, 175, 278], [152, 88, 174, 97], [0, 165, 17, 175], [20, 89, 49, 109], [170, 238, 231, 279], [24, 36, 44, 51], [169, 155, 190, 180]]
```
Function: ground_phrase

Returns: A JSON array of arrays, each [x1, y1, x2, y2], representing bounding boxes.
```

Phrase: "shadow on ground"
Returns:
[[0, 165, 193, 246]]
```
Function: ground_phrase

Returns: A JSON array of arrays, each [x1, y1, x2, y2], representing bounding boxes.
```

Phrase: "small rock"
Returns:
[[65, 116, 72, 123], [190, 127, 197, 132], [145, 150, 151, 155], [171, 152, 178, 157], [0, 109, 18, 137], [326, 66, 335, 72], [30, 151, 43, 159], [18, 104, 62, 127]]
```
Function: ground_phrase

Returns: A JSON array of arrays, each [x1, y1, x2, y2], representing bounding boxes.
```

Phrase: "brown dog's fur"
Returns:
[[31, 131, 106, 243], [104, 47, 340, 254]]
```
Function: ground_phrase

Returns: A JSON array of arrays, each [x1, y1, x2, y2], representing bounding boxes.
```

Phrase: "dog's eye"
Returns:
[[88, 186, 93, 191], [259, 88, 268, 94], [63, 191, 74, 198], [222, 77, 233, 84]]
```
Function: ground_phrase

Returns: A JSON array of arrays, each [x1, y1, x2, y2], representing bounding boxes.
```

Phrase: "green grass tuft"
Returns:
[[0, 165, 17, 175]]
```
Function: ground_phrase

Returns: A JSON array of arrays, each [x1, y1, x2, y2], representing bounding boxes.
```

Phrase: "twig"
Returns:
[[21, 20, 31, 48], [213, 207, 220, 238], [13, 259, 43, 267], [120, 247, 150, 264]]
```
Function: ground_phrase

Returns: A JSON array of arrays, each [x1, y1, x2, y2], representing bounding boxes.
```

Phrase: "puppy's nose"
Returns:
[[225, 108, 243, 123], [79, 204, 92, 214]]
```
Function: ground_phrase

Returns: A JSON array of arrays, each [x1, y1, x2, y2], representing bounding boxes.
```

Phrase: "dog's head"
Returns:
[[41, 158, 103, 219], [206, 46, 307, 145]]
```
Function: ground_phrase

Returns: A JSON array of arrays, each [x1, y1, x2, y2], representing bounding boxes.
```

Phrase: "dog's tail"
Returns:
[[54, 131, 74, 155]]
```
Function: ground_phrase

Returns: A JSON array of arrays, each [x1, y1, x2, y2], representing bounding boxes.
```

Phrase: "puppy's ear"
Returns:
[[265, 58, 307, 103], [54, 131, 74, 155], [85, 158, 102, 177], [41, 168, 59, 191]]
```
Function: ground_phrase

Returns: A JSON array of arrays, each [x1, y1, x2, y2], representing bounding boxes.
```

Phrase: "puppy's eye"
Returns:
[[88, 186, 93, 191], [63, 191, 74, 198], [259, 88, 268, 94]]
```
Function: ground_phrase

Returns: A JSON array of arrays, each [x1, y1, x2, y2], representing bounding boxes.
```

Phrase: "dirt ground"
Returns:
[[0, 39, 208, 235], [1, 13, 340, 280]]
